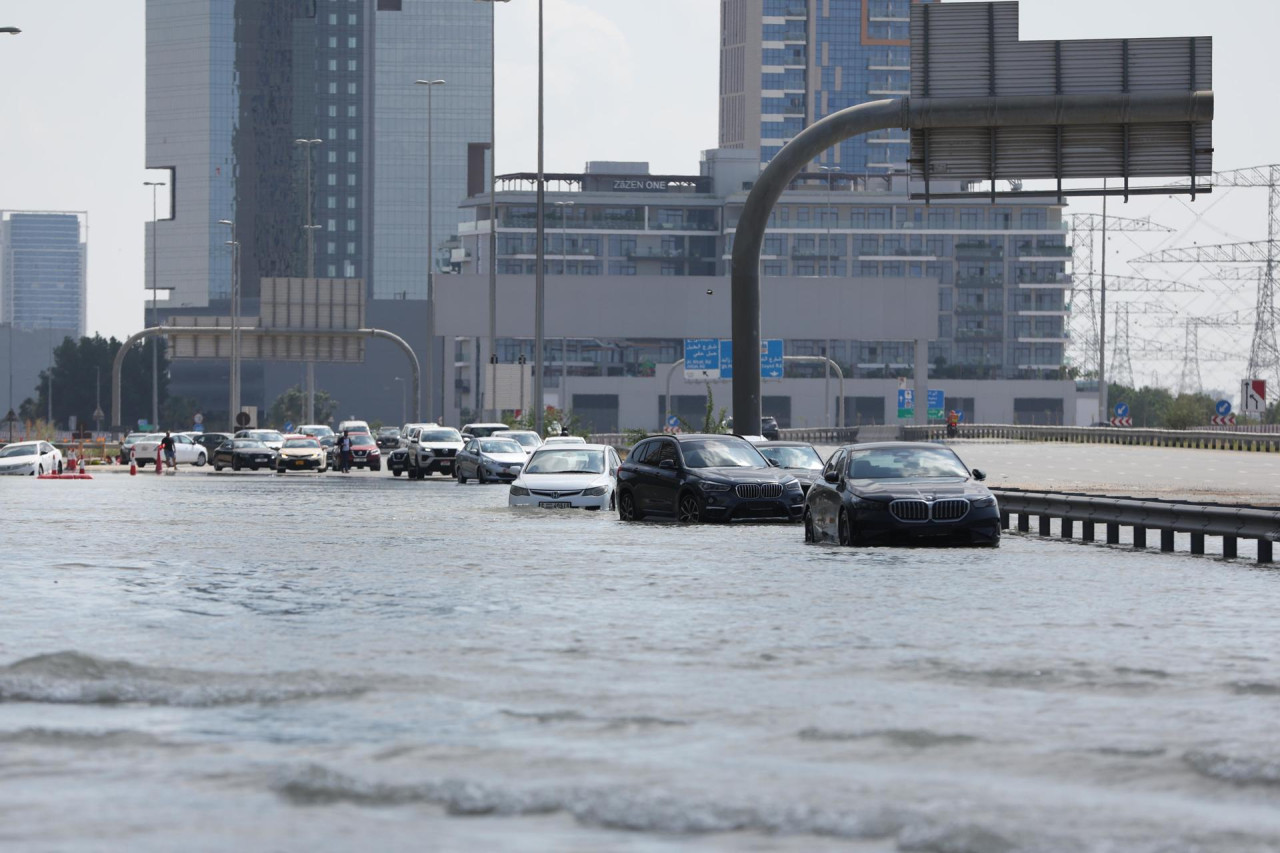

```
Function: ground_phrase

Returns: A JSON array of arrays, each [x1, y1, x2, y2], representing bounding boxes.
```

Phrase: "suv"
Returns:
[[398, 423, 465, 479], [460, 422, 510, 439], [616, 433, 804, 524]]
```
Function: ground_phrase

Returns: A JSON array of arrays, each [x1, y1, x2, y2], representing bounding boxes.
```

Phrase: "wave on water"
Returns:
[[501, 709, 687, 729], [797, 728, 979, 748], [1184, 750, 1280, 787], [273, 763, 1028, 849], [0, 727, 171, 748], [0, 651, 367, 707], [1225, 681, 1280, 696]]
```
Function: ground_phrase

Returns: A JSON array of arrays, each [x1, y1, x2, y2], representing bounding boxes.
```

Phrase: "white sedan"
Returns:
[[132, 433, 209, 467], [542, 435, 587, 446], [0, 440, 64, 476], [508, 443, 621, 511], [504, 430, 544, 456]]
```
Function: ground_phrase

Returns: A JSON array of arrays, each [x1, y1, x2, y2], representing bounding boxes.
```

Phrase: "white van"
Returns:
[[337, 419, 371, 435]]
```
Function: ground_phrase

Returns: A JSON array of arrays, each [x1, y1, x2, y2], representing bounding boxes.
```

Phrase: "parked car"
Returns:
[[132, 432, 208, 467], [503, 430, 544, 456], [234, 429, 285, 451], [0, 440, 63, 476], [508, 444, 621, 511], [347, 431, 381, 471], [337, 419, 371, 436], [375, 426, 402, 450], [455, 436, 526, 483], [401, 425, 464, 478], [188, 432, 233, 457], [117, 432, 150, 465], [616, 433, 803, 523], [754, 441, 825, 494], [760, 415, 780, 441], [212, 438, 278, 472], [459, 422, 510, 439], [318, 434, 338, 469], [542, 435, 587, 446], [276, 435, 328, 473], [803, 442, 999, 547]]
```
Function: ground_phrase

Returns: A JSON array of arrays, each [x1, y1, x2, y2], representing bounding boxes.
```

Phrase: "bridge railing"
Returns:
[[901, 423, 1280, 452], [993, 487, 1280, 562]]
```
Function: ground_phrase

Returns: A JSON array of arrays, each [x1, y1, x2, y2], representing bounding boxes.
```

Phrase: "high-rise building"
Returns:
[[145, 0, 491, 420], [720, 0, 928, 170], [0, 211, 87, 336]]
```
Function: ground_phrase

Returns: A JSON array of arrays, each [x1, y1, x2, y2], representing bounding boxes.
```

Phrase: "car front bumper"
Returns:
[[509, 491, 611, 510], [701, 491, 805, 522], [852, 504, 1001, 544], [279, 456, 324, 470]]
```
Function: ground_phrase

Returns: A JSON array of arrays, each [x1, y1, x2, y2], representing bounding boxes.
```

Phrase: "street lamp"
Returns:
[[817, 165, 839, 428], [0, 28, 20, 35], [218, 219, 240, 428], [144, 180, 166, 428], [294, 137, 323, 424], [415, 78, 446, 423], [474, 0, 511, 421]]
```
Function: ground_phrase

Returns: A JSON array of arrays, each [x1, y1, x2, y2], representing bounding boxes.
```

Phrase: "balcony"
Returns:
[[791, 247, 844, 259], [856, 247, 936, 261], [954, 304, 1002, 315], [955, 328, 1003, 341], [1015, 243, 1072, 258], [1014, 272, 1072, 286], [955, 241, 1004, 260], [954, 274, 1004, 289], [626, 248, 696, 260]]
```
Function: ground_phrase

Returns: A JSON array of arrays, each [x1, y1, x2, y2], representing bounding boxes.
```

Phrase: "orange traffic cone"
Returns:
[[155, 455, 163, 474]]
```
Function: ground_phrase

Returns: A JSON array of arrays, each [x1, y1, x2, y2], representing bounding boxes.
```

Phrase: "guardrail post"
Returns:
[[1017, 513, 1030, 533], [1000, 511, 1010, 530], [1038, 514, 1051, 537], [1133, 526, 1147, 549], [1258, 539, 1273, 563], [1082, 520, 1095, 542], [1190, 533, 1205, 555], [1107, 523, 1120, 544], [1061, 518, 1074, 539], [1160, 529, 1175, 552], [1223, 536, 1238, 559]]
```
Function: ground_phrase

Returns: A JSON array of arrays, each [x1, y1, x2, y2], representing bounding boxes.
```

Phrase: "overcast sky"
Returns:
[[1, 0, 1275, 397]]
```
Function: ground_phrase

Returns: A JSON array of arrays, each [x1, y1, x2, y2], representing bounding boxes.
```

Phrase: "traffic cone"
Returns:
[[129, 448, 137, 476], [78, 458, 86, 475], [155, 455, 163, 475]]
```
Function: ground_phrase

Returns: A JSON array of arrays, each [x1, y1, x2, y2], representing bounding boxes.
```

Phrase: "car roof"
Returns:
[[463, 422, 509, 428], [641, 433, 751, 443], [839, 441, 949, 451], [755, 440, 816, 448], [532, 443, 611, 452], [504, 429, 540, 436]]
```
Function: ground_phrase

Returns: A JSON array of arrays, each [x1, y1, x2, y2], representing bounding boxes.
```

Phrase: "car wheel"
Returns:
[[676, 492, 704, 524], [392, 469, 401, 477], [618, 490, 642, 521], [838, 509, 855, 547], [195, 453, 207, 467], [250, 464, 259, 471], [609, 493, 616, 512], [232, 458, 241, 472], [476, 467, 486, 484], [804, 509, 817, 543], [371, 463, 381, 472], [456, 467, 466, 484], [214, 464, 223, 472]]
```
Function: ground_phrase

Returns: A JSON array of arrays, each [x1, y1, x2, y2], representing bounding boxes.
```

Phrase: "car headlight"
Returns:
[[509, 485, 530, 496], [582, 485, 608, 497], [698, 480, 731, 492], [852, 497, 888, 511], [971, 495, 996, 508], [783, 478, 801, 492]]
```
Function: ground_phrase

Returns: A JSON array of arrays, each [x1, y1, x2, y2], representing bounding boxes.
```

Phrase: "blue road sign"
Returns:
[[1216, 399, 1232, 416], [761, 339, 784, 378], [284, 421, 294, 433], [683, 338, 720, 378], [1114, 402, 1130, 418], [719, 339, 734, 380], [666, 415, 681, 429]]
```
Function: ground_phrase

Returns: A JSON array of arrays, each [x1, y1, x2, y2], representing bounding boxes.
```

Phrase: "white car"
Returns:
[[0, 440, 63, 476], [542, 435, 587, 446], [508, 443, 621, 511], [132, 433, 209, 467], [337, 419, 371, 436], [403, 424, 465, 478], [234, 429, 285, 451], [504, 430, 544, 456], [297, 424, 335, 440]]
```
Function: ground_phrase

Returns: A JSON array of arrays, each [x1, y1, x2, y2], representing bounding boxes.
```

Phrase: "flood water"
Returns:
[[3, 469, 1280, 851]]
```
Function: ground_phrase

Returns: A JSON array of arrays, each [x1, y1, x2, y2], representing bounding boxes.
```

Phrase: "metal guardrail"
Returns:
[[901, 423, 1280, 452], [586, 427, 861, 451], [993, 488, 1280, 562]]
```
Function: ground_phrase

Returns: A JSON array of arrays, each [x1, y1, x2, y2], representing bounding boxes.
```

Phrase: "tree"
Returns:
[[28, 334, 168, 431], [504, 405, 588, 437], [267, 385, 338, 429]]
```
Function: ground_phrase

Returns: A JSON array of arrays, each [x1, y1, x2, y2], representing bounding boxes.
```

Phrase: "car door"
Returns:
[[813, 448, 846, 534], [174, 434, 197, 463], [639, 438, 681, 515], [461, 438, 480, 477], [39, 442, 57, 472], [619, 439, 652, 504]]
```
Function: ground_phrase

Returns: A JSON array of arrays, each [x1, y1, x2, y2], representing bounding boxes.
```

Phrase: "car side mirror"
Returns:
[[766, 458, 779, 467], [659, 459, 677, 470], [823, 470, 840, 484], [971, 468, 986, 481]]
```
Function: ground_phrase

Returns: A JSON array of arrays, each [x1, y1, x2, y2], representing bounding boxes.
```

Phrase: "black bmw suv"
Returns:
[[617, 433, 804, 523]]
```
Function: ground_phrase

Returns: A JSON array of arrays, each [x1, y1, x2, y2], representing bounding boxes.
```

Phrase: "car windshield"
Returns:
[[350, 434, 375, 447], [507, 432, 541, 448], [525, 448, 605, 475], [246, 431, 282, 442], [759, 445, 823, 470], [545, 436, 585, 444], [0, 444, 37, 458], [419, 429, 461, 442], [300, 426, 334, 438], [284, 438, 320, 449], [468, 425, 508, 437], [479, 439, 522, 454], [846, 447, 970, 479], [124, 433, 149, 443], [682, 439, 768, 469], [233, 440, 266, 449]]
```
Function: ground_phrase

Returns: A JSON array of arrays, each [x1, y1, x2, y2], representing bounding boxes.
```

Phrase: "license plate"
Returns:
[[293, 460, 306, 467], [538, 501, 572, 509]]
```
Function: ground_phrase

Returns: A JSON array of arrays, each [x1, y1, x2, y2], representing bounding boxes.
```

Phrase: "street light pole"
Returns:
[[532, 0, 546, 436], [415, 78, 446, 423], [554, 199, 573, 415], [817, 166, 838, 428], [294, 138, 323, 424], [144, 180, 166, 427], [218, 219, 239, 429]]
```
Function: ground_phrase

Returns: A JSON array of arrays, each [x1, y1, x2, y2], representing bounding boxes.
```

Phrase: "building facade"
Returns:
[[145, 0, 491, 422], [0, 211, 87, 336], [720, 0, 929, 170]]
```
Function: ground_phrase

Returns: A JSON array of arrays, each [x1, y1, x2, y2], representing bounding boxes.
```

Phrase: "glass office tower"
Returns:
[[0, 211, 87, 336]]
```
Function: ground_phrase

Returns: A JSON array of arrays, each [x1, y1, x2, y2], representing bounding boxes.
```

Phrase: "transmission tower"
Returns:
[[1178, 319, 1202, 394], [1068, 214, 1175, 374], [1109, 304, 1135, 388], [1135, 164, 1280, 392]]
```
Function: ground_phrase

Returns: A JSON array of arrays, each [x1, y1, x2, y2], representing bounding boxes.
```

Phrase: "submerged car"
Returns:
[[455, 436, 526, 483], [616, 433, 803, 523], [755, 441, 825, 494], [400, 425, 463, 478], [212, 439, 277, 472], [508, 444, 621, 510], [276, 435, 328, 473], [803, 442, 999, 547], [347, 432, 382, 471], [0, 440, 63, 476]]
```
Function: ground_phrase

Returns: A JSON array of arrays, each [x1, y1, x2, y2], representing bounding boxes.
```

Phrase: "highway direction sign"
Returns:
[[1215, 399, 1232, 416], [1242, 380, 1267, 414], [1114, 402, 1130, 418]]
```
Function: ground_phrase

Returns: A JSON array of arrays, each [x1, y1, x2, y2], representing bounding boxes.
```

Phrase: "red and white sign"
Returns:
[[1242, 379, 1267, 414], [1211, 414, 1236, 426], [1109, 416, 1132, 427]]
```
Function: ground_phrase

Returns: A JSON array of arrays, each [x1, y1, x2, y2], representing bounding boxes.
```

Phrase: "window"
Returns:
[[347, 128, 357, 140], [328, 59, 337, 71], [347, 60, 357, 71], [327, 151, 337, 163], [348, 82, 357, 94], [327, 241, 336, 254], [347, 218, 356, 230], [347, 241, 356, 253], [653, 441, 679, 466], [348, 14, 358, 24], [347, 174, 356, 186], [328, 36, 337, 48], [328, 13, 337, 24], [327, 218, 336, 231], [327, 174, 337, 186], [347, 105, 357, 117], [326, 196, 336, 209], [328, 82, 337, 94], [347, 197, 356, 209], [629, 440, 655, 465], [347, 152, 357, 163], [347, 36, 357, 48], [327, 264, 337, 276], [327, 128, 337, 140]]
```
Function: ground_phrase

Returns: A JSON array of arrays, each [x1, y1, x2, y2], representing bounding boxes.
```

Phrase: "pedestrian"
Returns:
[[161, 430, 178, 469], [339, 430, 352, 473]]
